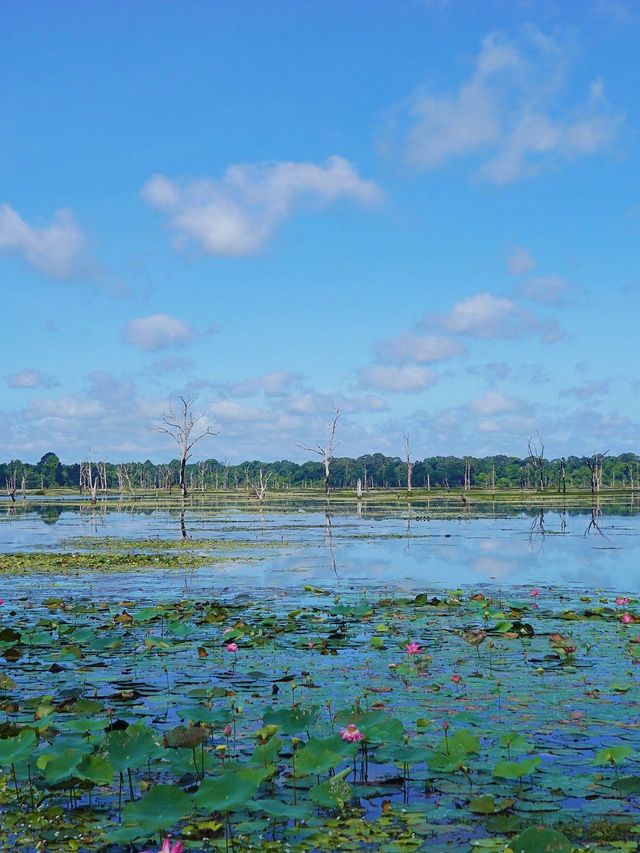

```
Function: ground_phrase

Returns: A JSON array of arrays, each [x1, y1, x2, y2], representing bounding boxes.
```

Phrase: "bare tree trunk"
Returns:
[[463, 457, 471, 491], [6, 467, 17, 503], [248, 467, 272, 503], [152, 397, 219, 500], [198, 461, 207, 492], [585, 451, 608, 497], [298, 410, 339, 500], [527, 431, 545, 492], [403, 432, 414, 492], [98, 462, 107, 492]]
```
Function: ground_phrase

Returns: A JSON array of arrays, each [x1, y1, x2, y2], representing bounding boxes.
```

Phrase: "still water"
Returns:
[[1, 497, 638, 598]]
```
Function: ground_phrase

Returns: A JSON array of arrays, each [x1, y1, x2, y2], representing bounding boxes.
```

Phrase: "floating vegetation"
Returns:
[[0, 552, 222, 573], [1, 580, 639, 850], [64, 537, 290, 551]]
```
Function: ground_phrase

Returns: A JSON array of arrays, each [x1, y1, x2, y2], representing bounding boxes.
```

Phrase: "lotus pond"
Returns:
[[1, 497, 640, 852]]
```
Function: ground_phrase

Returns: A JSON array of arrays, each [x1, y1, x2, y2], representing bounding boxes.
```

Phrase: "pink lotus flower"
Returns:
[[405, 641, 421, 655], [0, 598, 4, 605], [615, 597, 630, 606], [442, 720, 449, 731], [225, 642, 238, 652], [224, 723, 232, 737], [142, 839, 183, 853], [340, 724, 364, 743], [530, 589, 539, 598], [452, 674, 461, 684], [621, 613, 633, 624]]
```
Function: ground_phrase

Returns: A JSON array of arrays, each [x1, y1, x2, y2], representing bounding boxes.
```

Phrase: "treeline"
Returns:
[[3, 450, 640, 493]]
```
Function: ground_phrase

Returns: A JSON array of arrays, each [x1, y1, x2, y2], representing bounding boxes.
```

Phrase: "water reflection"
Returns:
[[0, 497, 639, 593]]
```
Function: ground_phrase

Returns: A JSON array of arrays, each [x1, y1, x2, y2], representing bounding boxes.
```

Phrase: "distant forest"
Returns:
[[2, 450, 640, 493]]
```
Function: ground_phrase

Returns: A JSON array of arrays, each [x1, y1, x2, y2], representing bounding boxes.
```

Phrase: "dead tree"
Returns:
[[197, 461, 208, 493], [463, 457, 472, 492], [527, 431, 546, 491], [584, 451, 608, 497], [558, 458, 566, 495], [5, 465, 18, 503], [403, 432, 414, 492], [98, 461, 108, 492], [248, 467, 272, 503], [151, 396, 219, 498], [80, 458, 99, 503], [298, 410, 339, 498], [123, 464, 135, 494]]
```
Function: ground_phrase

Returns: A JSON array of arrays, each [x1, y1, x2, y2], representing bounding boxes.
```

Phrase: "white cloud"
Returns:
[[283, 390, 388, 417], [0, 204, 90, 279], [564, 380, 610, 400], [426, 292, 532, 339], [85, 370, 137, 403], [469, 389, 521, 416], [507, 246, 535, 276], [422, 291, 561, 342], [208, 400, 267, 423], [142, 156, 383, 256], [519, 275, 575, 305], [476, 413, 537, 434], [393, 29, 621, 183], [592, 0, 639, 26], [374, 332, 465, 363], [6, 369, 59, 389], [466, 361, 511, 381], [229, 370, 302, 398], [343, 395, 389, 413], [359, 364, 437, 393], [123, 314, 199, 351]]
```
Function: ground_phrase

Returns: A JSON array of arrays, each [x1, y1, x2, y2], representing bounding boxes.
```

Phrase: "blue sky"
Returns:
[[1, 0, 639, 463]]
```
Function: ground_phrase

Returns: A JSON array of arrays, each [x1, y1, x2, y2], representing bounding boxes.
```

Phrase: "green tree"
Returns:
[[36, 452, 62, 488]]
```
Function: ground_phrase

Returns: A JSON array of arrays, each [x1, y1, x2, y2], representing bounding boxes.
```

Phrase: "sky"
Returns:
[[1, 0, 639, 464]]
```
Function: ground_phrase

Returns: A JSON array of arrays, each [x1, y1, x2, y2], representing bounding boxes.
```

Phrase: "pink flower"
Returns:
[[530, 589, 539, 598], [308, 641, 315, 649], [442, 720, 449, 731], [142, 839, 183, 853], [0, 598, 4, 605], [621, 613, 633, 624], [615, 597, 630, 606], [405, 641, 421, 655], [224, 723, 232, 737], [452, 674, 462, 685], [225, 642, 238, 652], [340, 724, 364, 743]]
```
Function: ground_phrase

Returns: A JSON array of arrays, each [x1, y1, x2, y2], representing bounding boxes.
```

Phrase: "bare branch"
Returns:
[[297, 409, 339, 498], [150, 397, 220, 498]]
